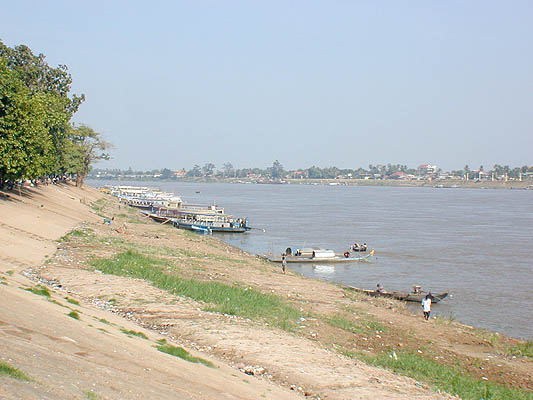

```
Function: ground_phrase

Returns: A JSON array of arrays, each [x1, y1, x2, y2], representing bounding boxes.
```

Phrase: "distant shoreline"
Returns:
[[87, 177, 533, 190]]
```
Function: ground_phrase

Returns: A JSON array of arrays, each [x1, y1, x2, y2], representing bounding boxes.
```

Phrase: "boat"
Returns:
[[266, 249, 375, 263], [172, 216, 250, 233], [349, 287, 449, 303]]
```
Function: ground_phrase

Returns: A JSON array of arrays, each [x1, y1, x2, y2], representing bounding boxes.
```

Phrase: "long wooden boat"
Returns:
[[267, 249, 375, 263], [173, 219, 248, 233], [349, 287, 449, 303], [141, 210, 250, 233]]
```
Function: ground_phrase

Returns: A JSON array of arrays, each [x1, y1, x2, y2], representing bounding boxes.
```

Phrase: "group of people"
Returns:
[[351, 242, 368, 252]]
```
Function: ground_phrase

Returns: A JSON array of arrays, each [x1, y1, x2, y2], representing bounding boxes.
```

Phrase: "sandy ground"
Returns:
[[1, 183, 531, 400]]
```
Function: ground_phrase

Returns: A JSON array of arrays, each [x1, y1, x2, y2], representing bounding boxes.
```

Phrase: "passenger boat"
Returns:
[[172, 214, 250, 233], [349, 287, 449, 303], [266, 249, 375, 263]]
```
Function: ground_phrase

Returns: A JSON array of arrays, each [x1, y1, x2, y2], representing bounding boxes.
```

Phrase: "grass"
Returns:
[[25, 285, 51, 297], [67, 311, 80, 320], [49, 299, 68, 308], [0, 360, 30, 381], [156, 344, 214, 367], [358, 349, 533, 400], [120, 328, 148, 339], [65, 297, 80, 305], [326, 314, 387, 336], [90, 250, 303, 330], [84, 390, 99, 399], [509, 341, 533, 358], [5, 270, 14, 276], [59, 228, 92, 242]]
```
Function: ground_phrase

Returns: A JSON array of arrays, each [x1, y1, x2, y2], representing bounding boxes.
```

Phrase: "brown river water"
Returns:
[[90, 180, 533, 340]]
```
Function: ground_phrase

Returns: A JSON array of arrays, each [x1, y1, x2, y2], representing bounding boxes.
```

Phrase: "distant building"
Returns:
[[173, 169, 186, 177], [417, 164, 438, 175], [390, 171, 409, 180]]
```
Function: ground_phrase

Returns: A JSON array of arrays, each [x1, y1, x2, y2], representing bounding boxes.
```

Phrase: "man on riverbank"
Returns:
[[422, 293, 432, 320]]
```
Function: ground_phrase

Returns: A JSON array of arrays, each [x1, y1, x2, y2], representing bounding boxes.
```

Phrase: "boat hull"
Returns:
[[350, 287, 449, 303], [174, 221, 247, 233], [267, 250, 374, 263]]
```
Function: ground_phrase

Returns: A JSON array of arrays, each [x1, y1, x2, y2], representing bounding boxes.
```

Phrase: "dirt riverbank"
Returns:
[[1, 183, 531, 399]]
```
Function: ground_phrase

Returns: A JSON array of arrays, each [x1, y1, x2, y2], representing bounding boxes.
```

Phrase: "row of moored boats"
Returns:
[[103, 185, 250, 233]]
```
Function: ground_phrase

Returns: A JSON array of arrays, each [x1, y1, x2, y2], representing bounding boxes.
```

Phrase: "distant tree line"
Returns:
[[0, 40, 110, 188], [90, 161, 533, 181]]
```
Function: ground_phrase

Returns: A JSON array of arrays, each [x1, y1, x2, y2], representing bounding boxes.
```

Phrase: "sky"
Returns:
[[2, 1, 532, 171]]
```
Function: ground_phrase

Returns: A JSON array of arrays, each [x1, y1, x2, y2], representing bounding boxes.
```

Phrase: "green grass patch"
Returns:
[[156, 344, 214, 367], [0, 360, 30, 381], [326, 314, 386, 335], [361, 349, 532, 400], [49, 299, 68, 308], [5, 270, 14, 276], [120, 328, 148, 339], [509, 341, 533, 358], [25, 285, 51, 297], [65, 297, 80, 305], [97, 318, 110, 325], [90, 250, 302, 330], [84, 390, 99, 399], [156, 338, 167, 345], [67, 311, 80, 320], [59, 228, 93, 242]]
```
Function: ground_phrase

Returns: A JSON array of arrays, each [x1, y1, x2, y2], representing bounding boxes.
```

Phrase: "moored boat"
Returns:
[[349, 287, 449, 303], [267, 249, 375, 263]]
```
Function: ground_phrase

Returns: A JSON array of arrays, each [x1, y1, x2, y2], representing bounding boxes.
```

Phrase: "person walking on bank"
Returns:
[[422, 293, 432, 320], [281, 253, 287, 274]]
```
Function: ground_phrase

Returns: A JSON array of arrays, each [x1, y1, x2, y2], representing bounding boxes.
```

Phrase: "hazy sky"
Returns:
[[2, 1, 532, 171]]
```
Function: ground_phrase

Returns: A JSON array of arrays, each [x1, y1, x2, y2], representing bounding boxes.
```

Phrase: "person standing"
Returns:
[[281, 253, 287, 274], [422, 293, 432, 320]]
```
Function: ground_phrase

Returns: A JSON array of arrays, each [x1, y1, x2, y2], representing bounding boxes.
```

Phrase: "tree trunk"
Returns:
[[76, 174, 85, 188]]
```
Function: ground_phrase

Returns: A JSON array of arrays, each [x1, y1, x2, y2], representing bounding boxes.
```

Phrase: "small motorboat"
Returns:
[[266, 248, 375, 263]]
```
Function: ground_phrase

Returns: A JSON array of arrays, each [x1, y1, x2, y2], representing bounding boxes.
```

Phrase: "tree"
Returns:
[[67, 125, 111, 187], [202, 163, 215, 176], [271, 160, 284, 179], [160, 168, 173, 179], [0, 59, 53, 184], [222, 162, 234, 178], [187, 165, 202, 177]]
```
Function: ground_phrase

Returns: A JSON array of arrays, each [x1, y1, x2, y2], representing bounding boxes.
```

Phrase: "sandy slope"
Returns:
[[0, 184, 299, 400]]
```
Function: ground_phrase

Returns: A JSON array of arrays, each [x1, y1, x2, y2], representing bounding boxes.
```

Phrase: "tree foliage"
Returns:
[[0, 40, 109, 186]]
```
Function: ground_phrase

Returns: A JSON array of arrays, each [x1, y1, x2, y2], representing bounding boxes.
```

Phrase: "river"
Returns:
[[88, 180, 533, 340]]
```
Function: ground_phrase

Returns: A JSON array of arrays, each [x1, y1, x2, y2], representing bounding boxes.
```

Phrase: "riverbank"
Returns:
[[88, 176, 533, 190], [1, 183, 531, 399]]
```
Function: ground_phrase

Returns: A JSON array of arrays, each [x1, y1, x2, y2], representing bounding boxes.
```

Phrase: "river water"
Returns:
[[89, 180, 533, 340]]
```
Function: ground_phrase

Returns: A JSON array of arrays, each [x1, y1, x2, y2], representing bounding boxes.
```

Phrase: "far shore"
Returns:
[[88, 176, 533, 190]]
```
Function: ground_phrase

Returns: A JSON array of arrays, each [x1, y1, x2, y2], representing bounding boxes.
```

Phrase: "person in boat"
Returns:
[[362, 243, 368, 251], [413, 285, 422, 294], [352, 243, 360, 251], [376, 283, 384, 293], [344, 251, 350, 258], [422, 293, 432, 320]]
